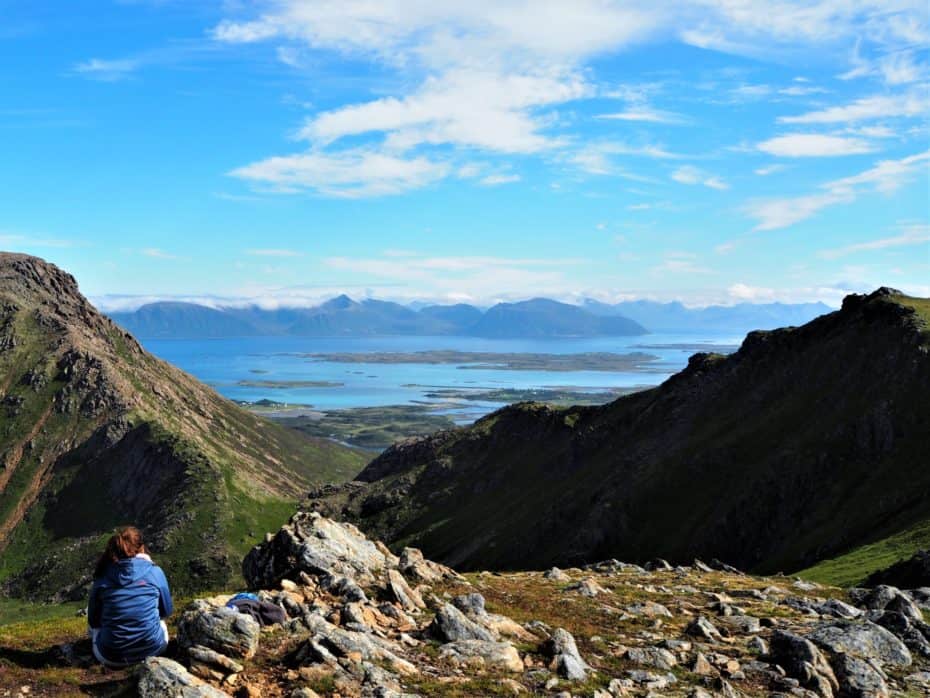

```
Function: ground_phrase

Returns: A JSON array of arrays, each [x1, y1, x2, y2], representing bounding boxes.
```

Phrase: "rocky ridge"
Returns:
[[130, 512, 930, 697]]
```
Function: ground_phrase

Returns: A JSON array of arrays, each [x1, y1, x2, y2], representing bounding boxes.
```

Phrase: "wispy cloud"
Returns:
[[819, 223, 930, 259], [597, 107, 686, 124], [73, 58, 140, 82], [671, 165, 728, 190], [779, 91, 929, 124], [746, 149, 930, 231], [229, 149, 451, 198], [141, 247, 185, 260], [757, 134, 874, 157], [479, 174, 520, 186], [0, 233, 81, 249]]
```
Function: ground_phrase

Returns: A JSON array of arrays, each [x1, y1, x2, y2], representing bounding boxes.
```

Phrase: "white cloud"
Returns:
[[479, 174, 521, 186], [819, 223, 930, 259], [671, 165, 728, 190], [756, 134, 874, 157], [212, 1, 928, 197], [597, 108, 685, 124], [229, 148, 450, 197], [73, 58, 140, 81], [754, 164, 786, 176], [301, 68, 590, 154], [246, 248, 304, 257], [779, 91, 929, 124], [746, 149, 930, 230]]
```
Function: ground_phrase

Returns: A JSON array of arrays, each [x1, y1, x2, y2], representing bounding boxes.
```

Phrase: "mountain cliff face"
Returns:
[[0, 253, 367, 600], [308, 288, 930, 582]]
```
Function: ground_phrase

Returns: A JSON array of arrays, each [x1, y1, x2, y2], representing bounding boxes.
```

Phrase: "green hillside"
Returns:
[[0, 253, 368, 599], [309, 288, 930, 583]]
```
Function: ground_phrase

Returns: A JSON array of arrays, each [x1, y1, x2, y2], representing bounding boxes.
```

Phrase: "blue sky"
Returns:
[[1, 1, 928, 309]]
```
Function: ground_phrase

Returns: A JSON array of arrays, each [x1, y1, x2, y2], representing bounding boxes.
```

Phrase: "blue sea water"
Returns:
[[143, 333, 742, 420]]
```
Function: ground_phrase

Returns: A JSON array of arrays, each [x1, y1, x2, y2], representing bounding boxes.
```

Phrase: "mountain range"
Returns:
[[0, 254, 368, 600], [107, 296, 832, 339], [307, 288, 930, 585]]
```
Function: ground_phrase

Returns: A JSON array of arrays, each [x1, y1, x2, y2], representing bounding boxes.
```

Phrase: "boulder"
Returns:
[[187, 645, 244, 681], [177, 601, 261, 661], [565, 577, 609, 597], [831, 653, 889, 698], [868, 610, 930, 657], [809, 620, 912, 668], [685, 616, 723, 642], [861, 585, 923, 621], [429, 603, 496, 643], [136, 656, 231, 698], [438, 639, 523, 672], [769, 630, 839, 698], [398, 547, 456, 583], [544, 567, 571, 582], [625, 646, 677, 670], [387, 569, 425, 612], [544, 627, 590, 680], [644, 559, 673, 572], [243, 512, 392, 589]]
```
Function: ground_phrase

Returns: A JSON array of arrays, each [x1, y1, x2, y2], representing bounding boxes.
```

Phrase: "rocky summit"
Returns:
[[306, 288, 930, 585], [76, 512, 929, 697], [0, 253, 367, 599]]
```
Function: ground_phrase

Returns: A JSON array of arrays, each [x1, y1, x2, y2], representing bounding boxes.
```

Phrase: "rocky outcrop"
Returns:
[[136, 657, 230, 698], [129, 513, 930, 697]]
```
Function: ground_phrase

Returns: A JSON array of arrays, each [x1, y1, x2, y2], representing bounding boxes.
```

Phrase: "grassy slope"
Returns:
[[0, 267, 370, 599]]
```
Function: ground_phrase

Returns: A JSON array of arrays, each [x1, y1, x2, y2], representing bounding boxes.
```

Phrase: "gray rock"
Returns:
[[243, 511, 392, 589], [624, 646, 677, 670], [387, 569, 425, 612], [769, 630, 839, 698], [862, 585, 923, 621], [815, 599, 863, 620], [626, 669, 676, 689], [177, 601, 260, 661], [136, 656, 230, 698], [187, 645, 244, 680], [543, 567, 571, 582], [718, 615, 762, 634], [438, 639, 523, 672], [398, 547, 456, 583], [831, 653, 889, 698], [626, 601, 672, 618], [544, 627, 590, 680], [685, 616, 723, 642], [452, 593, 486, 618], [429, 603, 496, 642], [644, 558, 673, 571], [748, 636, 769, 654], [868, 610, 930, 657], [809, 620, 912, 668]]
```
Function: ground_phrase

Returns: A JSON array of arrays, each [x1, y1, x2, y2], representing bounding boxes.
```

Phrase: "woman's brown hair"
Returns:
[[94, 526, 146, 578]]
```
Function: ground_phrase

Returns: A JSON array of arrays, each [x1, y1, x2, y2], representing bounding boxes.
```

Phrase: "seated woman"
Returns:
[[87, 526, 173, 667]]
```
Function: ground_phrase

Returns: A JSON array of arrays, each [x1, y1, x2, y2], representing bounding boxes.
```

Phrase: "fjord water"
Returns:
[[144, 332, 742, 420]]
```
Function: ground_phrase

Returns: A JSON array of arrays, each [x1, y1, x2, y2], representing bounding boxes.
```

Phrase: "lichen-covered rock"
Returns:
[[625, 646, 677, 670], [545, 627, 590, 680], [861, 585, 923, 621], [136, 656, 231, 697], [831, 653, 889, 698], [177, 600, 261, 661], [439, 639, 523, 672], [769, 629, 839, 698], [243, 511, 391, 589], [809, 620, 912, 668], [387, 569, 425, 612], [429, 602, 496, 642]]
